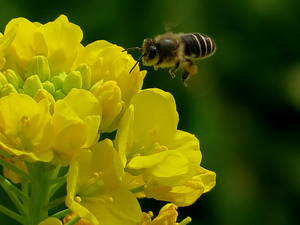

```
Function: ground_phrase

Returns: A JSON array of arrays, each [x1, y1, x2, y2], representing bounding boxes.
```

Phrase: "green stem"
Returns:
[[65, 216, 80, 225], [0, 175, 29, 202], [50, 175, 67, 184], [25, 162, 60, 225], [0, 157, 31, 181], [47, 196, 66, 209], [51, 208, 71, 219], [21, 181, 29, 197], [0, 204, 24, 224], [49, 177, 66, 198], [0, 175, 25, 215], [130, 185, 145, 193]]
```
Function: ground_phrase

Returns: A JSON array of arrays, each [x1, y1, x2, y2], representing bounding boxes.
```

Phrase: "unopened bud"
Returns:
[[0, 83, 17, 97], [25, 56, 50, 81], [3, 69, 23, 88], [0, 71, 8, 87], [75, 64, 91, 89], [53, 89, 66, 100], [23, 75, 43, 97], [42, 81, 55, 95], [63, 71, 82, 94], [51, 72, 67, 90]]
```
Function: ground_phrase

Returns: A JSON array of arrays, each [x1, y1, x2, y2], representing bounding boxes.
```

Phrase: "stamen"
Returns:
[[75, 196, 82, 203]]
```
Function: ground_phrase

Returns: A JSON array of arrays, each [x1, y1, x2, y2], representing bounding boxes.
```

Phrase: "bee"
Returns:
[[125, 33, 216, 85]]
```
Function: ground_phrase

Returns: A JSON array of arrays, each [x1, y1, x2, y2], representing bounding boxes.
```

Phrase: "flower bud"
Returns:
[[63, 70, 82, 94], [25, 55, 50, 81], [3, 69, 23, 88], [42, 81, 55, 95], [53, 89, 66, 100], [23, 75, 43, 97], [0, 56, 5, 70], [0, 83, 17, 97], [34, 89, 55, 114], [75, 64, 91, 89], [92, 80, 124, 132], [0, 71, 8, 87], [51, 72, 67, 90]]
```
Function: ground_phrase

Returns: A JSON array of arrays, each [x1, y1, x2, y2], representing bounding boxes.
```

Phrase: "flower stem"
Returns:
[[25, 162, 60, 225], [49, 177, 67, 198], [0, 204, 24, 224], [65, 216, 81, 225], [130, 185, 145, 193], [51, 208, 71, 219], [0, 175, 29, 201], [0, 175, 26, 215], [0, 157, 31, 181], [47, 196, 66, 209]]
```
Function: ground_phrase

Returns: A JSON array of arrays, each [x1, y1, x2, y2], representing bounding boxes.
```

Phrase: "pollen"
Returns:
[[75, 196, 82, 203], [93, 171, 104, 179], [20, 116, 30, 126]]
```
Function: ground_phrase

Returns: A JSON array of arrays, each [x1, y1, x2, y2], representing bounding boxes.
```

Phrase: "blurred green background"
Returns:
[[1, 0, 300, 224]]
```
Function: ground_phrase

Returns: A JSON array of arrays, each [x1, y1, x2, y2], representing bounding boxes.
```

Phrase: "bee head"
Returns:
[[142, 38, 159, 65]]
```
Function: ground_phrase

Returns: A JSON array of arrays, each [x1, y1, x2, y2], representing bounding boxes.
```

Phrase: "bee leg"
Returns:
[[181, 59, 198, 86], [181, 70, 190, 87], [168, 62, 180, 78]]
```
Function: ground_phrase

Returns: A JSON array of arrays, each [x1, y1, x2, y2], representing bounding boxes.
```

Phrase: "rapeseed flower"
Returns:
[[140, 203, 191, 225], [116, 88, 216, 206], [0, 93, 53, 162], [0, 15, 215, 225], [52, 88, 101, 163], [66, 139, 142, 225]]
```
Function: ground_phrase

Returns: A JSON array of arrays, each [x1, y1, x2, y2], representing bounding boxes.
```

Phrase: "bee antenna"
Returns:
[[122, 47, 142, 52], [129, 53, 146, 73]]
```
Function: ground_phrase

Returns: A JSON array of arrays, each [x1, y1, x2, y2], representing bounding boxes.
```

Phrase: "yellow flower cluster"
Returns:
[[0, 15, 215, 225]]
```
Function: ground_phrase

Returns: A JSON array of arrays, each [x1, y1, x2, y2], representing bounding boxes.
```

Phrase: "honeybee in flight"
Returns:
[[125, 33, 216, 85]]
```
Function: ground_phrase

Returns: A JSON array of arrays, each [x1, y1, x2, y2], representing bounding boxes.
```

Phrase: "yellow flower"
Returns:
[[3, 15, 82, 75], [140, 203, 191, 225], [0, 93, 53, 162], [73, 41, 146, 131], [144, 167, 216, 207], [0, 30, 15, 70], [91, 80, 124, 132], [74, 40, 146, 103], [52, 89, 101, 163], [0, 15, 88, 100], [66, 139, 142, 225], [0, 16, 147, 134], [38, 217, 63, 225], [116, 88, 216, 206]]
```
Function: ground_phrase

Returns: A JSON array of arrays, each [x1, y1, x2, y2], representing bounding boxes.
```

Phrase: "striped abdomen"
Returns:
[[180, 33, 216, 59]]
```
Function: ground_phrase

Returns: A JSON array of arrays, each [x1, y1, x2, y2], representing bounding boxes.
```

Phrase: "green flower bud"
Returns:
[[0, 83, 17, 97], [75, 64, 91, 89], [51, 72, 67, 90], [42, 81, 55, 95], [63, 71, 82, 94], [25, 56, 50, 81], [3, 69, 23, 88], [0, 71, 8, 87], [0, 56, 6, 70], [23, 75, 43, 97], [53, 89, 66, 100]]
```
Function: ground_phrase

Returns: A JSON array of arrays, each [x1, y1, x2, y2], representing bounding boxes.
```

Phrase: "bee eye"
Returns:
[[148, 46, 157, 59]]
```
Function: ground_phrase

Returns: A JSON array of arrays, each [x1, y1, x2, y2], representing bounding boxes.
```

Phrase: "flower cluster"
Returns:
[[0, 15, 216, 225]]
